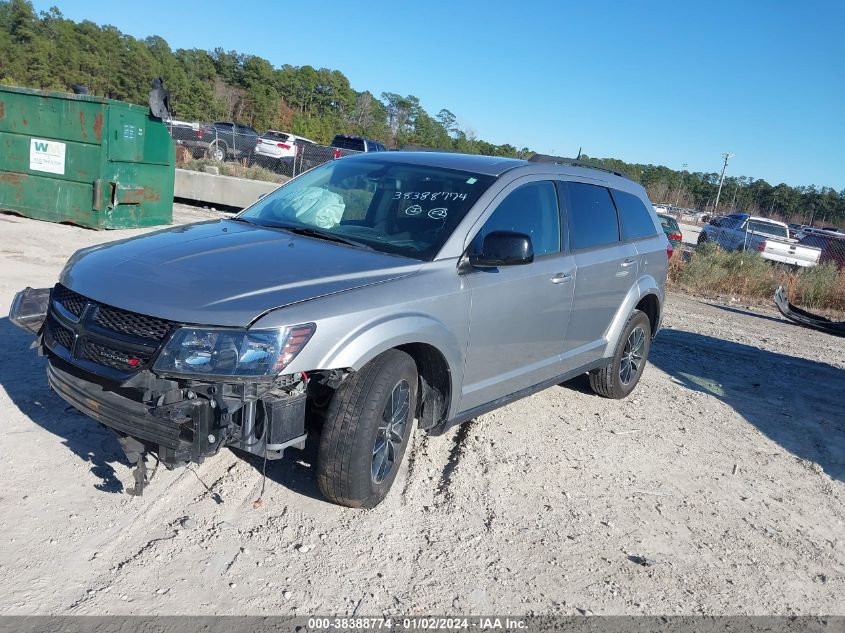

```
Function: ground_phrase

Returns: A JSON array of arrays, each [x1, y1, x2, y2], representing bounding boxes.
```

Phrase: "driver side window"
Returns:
[[471, 181, 561, 257]]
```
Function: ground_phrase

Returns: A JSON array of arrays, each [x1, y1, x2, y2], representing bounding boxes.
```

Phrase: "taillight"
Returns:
[[197, 129, 203, 138], [256, 139, 262, 144], [333, 149, 342, 159], [757, 240, 767, 252], [278, 143, 290, 149], [667, 241, 674, 259], [668, 233, 682, 242]]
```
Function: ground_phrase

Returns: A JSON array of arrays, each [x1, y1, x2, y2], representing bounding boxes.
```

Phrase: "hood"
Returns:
[[61, 219, 420, 326]]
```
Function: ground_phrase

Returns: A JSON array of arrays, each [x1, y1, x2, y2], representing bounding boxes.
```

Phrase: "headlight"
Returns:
[[153, 323, 315, 378]]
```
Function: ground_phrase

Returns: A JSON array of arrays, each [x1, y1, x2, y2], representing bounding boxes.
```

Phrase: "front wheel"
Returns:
[[317, 350, 418, 508], [589, 310, 652, 399]]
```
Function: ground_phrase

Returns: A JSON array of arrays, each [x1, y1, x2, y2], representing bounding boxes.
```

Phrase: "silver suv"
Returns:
[[11, 152, 669, 508]]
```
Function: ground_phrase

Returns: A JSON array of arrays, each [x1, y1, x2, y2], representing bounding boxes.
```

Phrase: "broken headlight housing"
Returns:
[[153, 323, 315, 379]]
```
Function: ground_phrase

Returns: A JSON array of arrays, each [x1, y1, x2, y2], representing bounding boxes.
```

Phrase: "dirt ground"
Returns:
[[0, 207, 842, 616]]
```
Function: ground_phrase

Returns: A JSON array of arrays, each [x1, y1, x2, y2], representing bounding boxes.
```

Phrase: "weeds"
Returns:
[[669, 245, 845, 312], [177, 158, 287, 184]]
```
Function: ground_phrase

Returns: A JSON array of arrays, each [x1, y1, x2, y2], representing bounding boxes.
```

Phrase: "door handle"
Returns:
[[620, 259, 636, 267], [551, 273, 572, 284]]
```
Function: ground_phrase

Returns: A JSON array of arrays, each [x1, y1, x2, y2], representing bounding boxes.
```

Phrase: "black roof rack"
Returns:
[[527, 154, 631, 179]]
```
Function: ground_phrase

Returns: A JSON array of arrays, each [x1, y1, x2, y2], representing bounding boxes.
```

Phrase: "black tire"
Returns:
[[588, 310, 651, 399], [697, 232, 708, 245], [317, 350, 418, 508]]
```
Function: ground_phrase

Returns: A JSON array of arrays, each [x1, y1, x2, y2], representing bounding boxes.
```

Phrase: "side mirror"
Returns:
[[469, 231, 534, 268]]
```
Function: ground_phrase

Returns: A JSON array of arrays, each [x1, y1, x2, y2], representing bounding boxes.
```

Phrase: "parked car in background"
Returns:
[[799, 231, 845, 269], [330, 135, 387, 154], [168, 121, 258, 161], [254, 130, 316, 171], [11, 151, 669, 508], [698, 214, 821, 268], [657, 212, 683, 248]]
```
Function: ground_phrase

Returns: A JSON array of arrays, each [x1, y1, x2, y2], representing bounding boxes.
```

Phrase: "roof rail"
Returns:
[[527, 154, 631, 179]]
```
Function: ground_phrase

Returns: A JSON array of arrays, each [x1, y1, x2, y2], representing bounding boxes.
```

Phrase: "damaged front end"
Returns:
[[10, 285, 314, 494]]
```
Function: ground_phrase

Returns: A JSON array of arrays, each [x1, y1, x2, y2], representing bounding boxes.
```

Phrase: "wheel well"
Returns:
[[396, 343, 451, 432], [636, 294, 660, 337]]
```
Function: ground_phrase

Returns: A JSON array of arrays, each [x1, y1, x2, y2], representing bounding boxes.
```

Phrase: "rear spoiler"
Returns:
[[774, 286, 845, 337]]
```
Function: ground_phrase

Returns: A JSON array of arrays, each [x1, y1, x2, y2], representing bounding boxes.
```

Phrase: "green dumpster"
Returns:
[[0, 85, 174, 229]]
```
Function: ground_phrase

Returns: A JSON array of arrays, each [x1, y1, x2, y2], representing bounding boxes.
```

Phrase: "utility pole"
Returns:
[[713, 152, 734, 214]]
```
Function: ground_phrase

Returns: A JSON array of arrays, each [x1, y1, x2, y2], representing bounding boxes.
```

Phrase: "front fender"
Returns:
[[316, 312, 462, 374], [602, 275, 663, 357]]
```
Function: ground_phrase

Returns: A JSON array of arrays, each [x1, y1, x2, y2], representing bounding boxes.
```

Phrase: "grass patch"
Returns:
[[178, 158, 287, 184], [669, 244, 845, 312]]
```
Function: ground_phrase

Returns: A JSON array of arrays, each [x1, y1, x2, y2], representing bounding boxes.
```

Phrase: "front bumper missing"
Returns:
[[47, 358, 309, 468], [14, 285, 310, 494]]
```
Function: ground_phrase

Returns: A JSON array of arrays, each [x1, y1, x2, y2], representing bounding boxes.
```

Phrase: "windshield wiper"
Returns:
[[227, 216, 254, 225], [281, 226, 374, 251]]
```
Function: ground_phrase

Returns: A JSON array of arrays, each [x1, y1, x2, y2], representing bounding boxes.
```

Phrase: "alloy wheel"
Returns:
[[371, 379, 411, 483], [620, 326, 645, 385]]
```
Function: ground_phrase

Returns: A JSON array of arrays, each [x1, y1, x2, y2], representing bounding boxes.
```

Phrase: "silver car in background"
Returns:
[[11, 152, 669, 508]]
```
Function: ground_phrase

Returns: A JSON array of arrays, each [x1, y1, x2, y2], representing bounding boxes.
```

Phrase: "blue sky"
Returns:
[[34, 0, 845, 189]]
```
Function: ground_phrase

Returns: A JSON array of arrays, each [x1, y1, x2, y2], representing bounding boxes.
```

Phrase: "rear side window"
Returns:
[[658, 215, 679, 231], [332, 136, 365, 151], [564, 182, 619, 250], [746, 220, 788, 239], [613, 190, 658, 240], [472, 181, 560, 257]]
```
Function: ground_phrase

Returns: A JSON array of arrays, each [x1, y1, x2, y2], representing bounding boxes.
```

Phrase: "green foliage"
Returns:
[[1, 0, 842, 226]]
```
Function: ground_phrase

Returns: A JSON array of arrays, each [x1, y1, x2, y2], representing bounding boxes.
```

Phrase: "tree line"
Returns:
[[1, 0, 842, 226]]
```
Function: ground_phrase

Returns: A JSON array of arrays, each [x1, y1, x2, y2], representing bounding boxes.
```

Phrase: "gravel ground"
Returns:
[[0, 207, 842, 616]]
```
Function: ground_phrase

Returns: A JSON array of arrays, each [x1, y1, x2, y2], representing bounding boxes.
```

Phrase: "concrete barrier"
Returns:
[[174, 168, 286, 209]]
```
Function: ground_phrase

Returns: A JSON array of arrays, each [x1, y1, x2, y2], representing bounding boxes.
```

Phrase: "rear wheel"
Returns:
[[207, 141, 227, 161], [697, 232, 708, 245], [589, 310, 651, 399], [317, 350, 417, 508]]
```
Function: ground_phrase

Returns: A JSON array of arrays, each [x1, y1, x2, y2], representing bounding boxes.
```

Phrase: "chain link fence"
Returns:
[[697, 217, 845, 270], [165, 120, 357, 178]]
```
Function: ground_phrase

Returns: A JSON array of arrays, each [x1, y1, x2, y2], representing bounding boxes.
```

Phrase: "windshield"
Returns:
[[746, 220, 788, 239], [238, 158, 495, 260]]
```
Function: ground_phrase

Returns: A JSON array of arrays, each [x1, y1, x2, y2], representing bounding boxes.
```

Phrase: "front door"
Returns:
[[459, 180, 574, 412]]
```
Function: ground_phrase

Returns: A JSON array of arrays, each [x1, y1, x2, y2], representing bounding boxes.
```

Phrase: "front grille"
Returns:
[[48, 316, 74, 350], [79, 340, 150, 371], [47, 284, 179, 377], [53, 285, 86, 317], [95, 305, 174, 341]]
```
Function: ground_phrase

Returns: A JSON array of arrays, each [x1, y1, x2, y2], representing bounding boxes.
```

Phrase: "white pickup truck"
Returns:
[[698, 214, 821, 268]]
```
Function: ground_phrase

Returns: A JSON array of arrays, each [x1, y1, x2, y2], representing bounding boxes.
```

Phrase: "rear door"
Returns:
[[560, 181, 637, 369], [460, 179, 575, 412]]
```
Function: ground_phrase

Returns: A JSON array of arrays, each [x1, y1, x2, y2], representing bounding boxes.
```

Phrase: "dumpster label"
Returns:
[[29, 138, 66, 175]]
